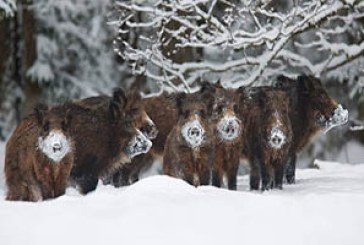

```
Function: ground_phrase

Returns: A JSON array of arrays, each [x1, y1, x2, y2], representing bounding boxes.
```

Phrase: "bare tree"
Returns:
[[114, 0, 364, 94]]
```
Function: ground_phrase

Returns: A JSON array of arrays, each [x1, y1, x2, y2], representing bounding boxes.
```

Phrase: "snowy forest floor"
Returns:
[[0, 144, 364, 245]]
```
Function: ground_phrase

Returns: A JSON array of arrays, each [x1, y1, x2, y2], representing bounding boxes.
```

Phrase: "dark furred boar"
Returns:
[[78, 92, 167, 187], [5, 104, 75, 201], [209, 86, 242, 190], [239, 87, 292, 190], [69, 88, 152, 194], [112, 83, 212, 187], [275, 75, 348, 184], [163, 92, 213, 186], [111, 83, 216, 187]]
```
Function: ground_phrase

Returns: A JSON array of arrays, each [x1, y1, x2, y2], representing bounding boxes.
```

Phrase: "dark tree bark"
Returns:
[[20, 0, 41, 118], [0, 17, 11, 105]]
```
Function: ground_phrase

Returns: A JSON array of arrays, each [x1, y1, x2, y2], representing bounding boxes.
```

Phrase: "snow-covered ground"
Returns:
[[0, 142, 364, 245]]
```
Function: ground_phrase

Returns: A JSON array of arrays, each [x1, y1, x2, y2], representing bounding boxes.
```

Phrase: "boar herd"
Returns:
[[4, 75, 348, 201]]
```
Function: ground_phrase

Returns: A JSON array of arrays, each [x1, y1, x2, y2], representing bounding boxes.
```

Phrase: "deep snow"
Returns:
[[0, 142, 364, 245]]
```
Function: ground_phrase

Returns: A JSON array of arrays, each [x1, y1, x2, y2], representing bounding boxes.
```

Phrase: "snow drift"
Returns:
[[0, 155, 364, 245]]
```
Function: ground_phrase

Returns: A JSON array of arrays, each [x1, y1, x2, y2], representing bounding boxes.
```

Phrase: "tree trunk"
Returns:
[[19, 0, 41, 118], [0, 17, 11, 104]]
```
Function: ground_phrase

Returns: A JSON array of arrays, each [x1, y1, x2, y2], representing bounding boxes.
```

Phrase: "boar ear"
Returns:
[[109, 88, 127, 121], [200, 82, 218, 110], [297, 75, 313, 93], [175, 92, 186, 115], [215, 80, 223, 88], [109, 101, 122, 121], [112, 87, 127, 108], [126, 89, 142, 109], [237, 86, 246, 95], [34, 103, 48, 125], [275, 75, 294, 89], [199, 81, 215, 95], [63, 104, 74, 129]]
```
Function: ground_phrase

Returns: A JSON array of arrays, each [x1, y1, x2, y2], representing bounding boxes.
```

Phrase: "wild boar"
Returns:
[[5, 104, 76, 201], [275, 75, 348, 184], [163, 92, 213, 186]]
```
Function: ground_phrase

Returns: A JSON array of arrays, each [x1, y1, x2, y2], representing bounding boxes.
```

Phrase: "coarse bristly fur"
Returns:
[[5, 104, 75, 202], [110, 82, 218, 187], [275, 75, 348, 184], [207, 84, 242, 190], [69, 88, 152, 194], [77, 90, 159, 188], [109, 92, 177, 187], [238, 87, 292, 191], [163, 92, 213, 187]]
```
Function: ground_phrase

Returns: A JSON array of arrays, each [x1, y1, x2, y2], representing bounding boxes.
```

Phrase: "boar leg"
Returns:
[[130, 153, 154, 185], [260, 159, 274, 191], [211, 169, 222, 188], [249, 157, 261, 191], [273, 164, 284, 190], [285, 153, 296, 184], [76, 174, 99, 194], [199, 167, 210, 186], [54, 161, 73, 198], [112, 168, 130, 187], [183, 171, 195, 186], [227, 165, 239, 191]]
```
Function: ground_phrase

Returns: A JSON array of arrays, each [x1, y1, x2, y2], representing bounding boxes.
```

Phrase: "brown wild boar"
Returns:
[[239, 87, 292, 190], [110, 82, 218, 187], [275, 75, 348, 184], [5, 104, 76, 201], [210, 86, 242, 190], [110, 92, 177, 186], [69, 88, 152, 194], [77, 90, 160, 187], [163, 92, 213, 186]]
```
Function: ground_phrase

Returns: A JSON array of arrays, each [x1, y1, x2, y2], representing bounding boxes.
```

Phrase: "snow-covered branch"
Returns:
[[0, 0, 16, 17], [113, 0, 363, 91]]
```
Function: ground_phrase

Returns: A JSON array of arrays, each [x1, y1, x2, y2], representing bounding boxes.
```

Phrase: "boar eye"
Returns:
[[233, 104, 238, 113], [130, 108, 140, 117], [61, 121, 67, 131], [184, 110, 190, 118], [43, 121, 50, 132], [199, 109, 206, 118]]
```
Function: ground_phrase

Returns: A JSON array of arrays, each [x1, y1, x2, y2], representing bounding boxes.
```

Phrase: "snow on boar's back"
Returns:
[[5, 104, 75, 202], [275, 75, 349, 184], [163, 92, 213, 187], [238, 87, 292, 191], [208, 85, 242, 190], [69, 88, 152, 194]]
